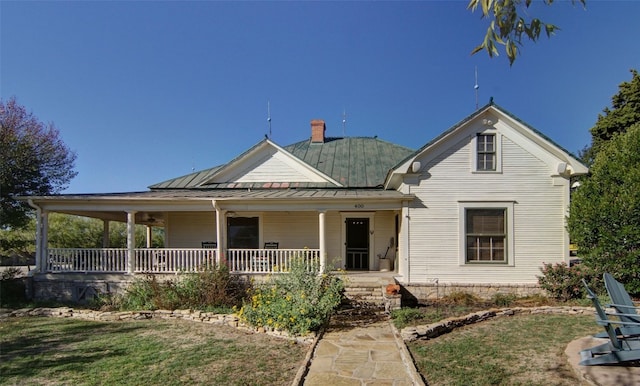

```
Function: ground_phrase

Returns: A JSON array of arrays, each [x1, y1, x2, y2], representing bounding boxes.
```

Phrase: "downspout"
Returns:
[[27, 199, 43, 273], [405, 185, 411, 283]]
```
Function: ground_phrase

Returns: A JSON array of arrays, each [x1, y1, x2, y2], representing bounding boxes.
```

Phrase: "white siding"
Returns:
[[220, 150, 329, 183], [405, 134, 569, 284], [373, 211, 397, 270], [324, 212, 343, 269], [166, 210, 397, 271], [262, 212, 319, 248], [167, 212, 217, 248]]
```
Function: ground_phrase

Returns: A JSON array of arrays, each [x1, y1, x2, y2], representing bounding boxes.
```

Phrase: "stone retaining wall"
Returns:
[[0, 307, 316, 344], [400, 306, 594, 342]]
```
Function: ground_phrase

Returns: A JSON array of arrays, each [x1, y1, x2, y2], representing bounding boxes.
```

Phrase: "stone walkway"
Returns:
[[301, 306, 425, 385]]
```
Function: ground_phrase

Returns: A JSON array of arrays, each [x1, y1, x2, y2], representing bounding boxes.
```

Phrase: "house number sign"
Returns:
[[354, 204, 364, 209]]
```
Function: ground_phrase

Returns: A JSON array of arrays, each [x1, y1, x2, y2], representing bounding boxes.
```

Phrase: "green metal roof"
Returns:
[[150, 136, 414, 190], [284, 137, 414, 187], [150, 165, 223, 189]]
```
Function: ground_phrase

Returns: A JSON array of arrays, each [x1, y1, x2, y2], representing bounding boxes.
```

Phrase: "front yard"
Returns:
[[408, 313, 598, 385], [0, 317, 307, 386]]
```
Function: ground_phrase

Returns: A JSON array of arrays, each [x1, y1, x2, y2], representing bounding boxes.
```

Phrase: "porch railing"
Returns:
[[47, 248, 128, 273], [225, 248, 320, 273], [135, 248, 217, 273], [45, 248, 319, 274]]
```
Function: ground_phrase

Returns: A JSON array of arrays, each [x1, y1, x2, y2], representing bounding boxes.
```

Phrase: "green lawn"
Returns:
[[408, 313, 599, 386], [0, 317, 307, 386]]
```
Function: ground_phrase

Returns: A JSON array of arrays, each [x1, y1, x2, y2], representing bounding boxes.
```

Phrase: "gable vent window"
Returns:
[[476, 134, 496, 171]]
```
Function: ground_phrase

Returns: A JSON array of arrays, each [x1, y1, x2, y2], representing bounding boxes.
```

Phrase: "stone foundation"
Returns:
[[30, 272, 258, 304], [31, 273, 134, 303], [399, 282, 542, 304]]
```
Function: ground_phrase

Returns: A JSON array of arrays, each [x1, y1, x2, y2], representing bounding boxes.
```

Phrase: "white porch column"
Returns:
[[146, 225, 152, 248], [31, 206, 42, 273], [127, 211, 137, 274], [39, 211, 48, 272], [398, 203, 410, 280], [102, 220, 110, 248], [215, 209, 225, 266], [319, 210, 327, 273]]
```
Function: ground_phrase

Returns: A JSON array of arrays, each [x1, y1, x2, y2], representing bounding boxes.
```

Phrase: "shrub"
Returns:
[[537, 262, 597, 301], [116, 264, 247, 311], [238, 257, 344, 336]]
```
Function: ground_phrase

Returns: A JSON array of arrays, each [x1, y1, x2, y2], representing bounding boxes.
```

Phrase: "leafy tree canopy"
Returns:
[[0, 213, 164, 261], [468, 0, 586, 65], [568, 123, 640, 294], [581, 69, 640, 165], [0, 97, 77, 229]]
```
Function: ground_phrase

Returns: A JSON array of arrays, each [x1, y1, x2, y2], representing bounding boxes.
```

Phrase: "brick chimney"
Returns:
[[310, 119, 326, 143]]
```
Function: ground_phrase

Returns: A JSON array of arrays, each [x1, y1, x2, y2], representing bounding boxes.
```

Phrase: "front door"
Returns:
[[346, 218, 369, 270]]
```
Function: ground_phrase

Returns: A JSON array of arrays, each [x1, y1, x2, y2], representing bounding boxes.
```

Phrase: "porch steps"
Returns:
[[342, 274, 397, 309]]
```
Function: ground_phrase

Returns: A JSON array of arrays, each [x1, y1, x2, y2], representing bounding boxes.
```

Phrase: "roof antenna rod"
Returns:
[[474, 66, 480, 110], [267, 100, 272, 139], [342, 107, 347, 137]]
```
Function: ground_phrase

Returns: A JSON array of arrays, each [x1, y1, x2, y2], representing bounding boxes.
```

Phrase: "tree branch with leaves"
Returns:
[[468, 0, 586, 65], [0, 97, 77, 230]]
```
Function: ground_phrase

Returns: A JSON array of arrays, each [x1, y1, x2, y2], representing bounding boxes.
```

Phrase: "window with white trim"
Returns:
[[466, 208, 505, 262], [476, 134, 496, 171], [459, 202, 514, 265]]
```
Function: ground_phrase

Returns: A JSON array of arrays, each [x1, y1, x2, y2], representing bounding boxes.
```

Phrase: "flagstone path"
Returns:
[[301, 306, 425, 385]]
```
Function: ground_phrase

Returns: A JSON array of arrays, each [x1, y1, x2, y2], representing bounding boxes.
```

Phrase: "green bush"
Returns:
[[537, 262, 597, 301], [391, 308, 430, 329], [238, 257, 344, 336], [115, 264, 247, 311]]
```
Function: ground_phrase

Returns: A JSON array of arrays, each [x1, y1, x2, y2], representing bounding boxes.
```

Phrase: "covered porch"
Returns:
[[26, 189, 413, 276]]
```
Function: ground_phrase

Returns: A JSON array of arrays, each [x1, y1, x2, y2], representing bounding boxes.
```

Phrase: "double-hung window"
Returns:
[[476, 134, 496, 171], [459, 202, 514, 265], [466, 208, 506, 262]]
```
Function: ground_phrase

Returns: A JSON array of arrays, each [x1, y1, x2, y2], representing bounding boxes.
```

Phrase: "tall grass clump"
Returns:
[[238, 257, 344, 336]]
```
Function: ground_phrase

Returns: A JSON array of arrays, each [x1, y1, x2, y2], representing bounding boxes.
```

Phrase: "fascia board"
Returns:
[[28, 197, 215, 212]]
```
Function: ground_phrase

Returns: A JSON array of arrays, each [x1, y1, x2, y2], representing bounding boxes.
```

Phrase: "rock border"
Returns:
[[400, 305, 594, 342], [0, 307, 317, 345]]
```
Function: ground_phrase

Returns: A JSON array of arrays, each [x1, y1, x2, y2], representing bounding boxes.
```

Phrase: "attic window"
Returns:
[[473, 132, 501, 173], [477, 134, 495, 171]]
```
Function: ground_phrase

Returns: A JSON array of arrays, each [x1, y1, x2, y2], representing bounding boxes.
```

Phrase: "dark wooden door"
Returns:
[[346, 218, 369, 270]]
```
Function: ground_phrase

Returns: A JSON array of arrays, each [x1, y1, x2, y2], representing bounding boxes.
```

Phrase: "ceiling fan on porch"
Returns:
[[141, 212, 164, 226]]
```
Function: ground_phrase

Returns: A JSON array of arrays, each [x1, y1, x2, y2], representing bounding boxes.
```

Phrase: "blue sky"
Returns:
[[2, 1, 639, 193]]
